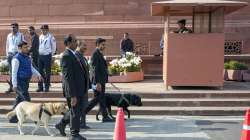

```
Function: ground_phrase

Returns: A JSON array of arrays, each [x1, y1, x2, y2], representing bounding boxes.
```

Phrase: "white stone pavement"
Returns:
[[0, 115, 244, 140]]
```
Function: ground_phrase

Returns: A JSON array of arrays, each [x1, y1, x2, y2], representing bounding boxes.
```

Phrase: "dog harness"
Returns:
[[39, 104, 52, 120], [110, 82, 131, 106], [118, 94, 130, 106]]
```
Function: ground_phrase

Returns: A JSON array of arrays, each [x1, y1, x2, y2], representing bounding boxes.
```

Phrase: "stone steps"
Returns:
[[1, 91, 250, 115], [0, 105, 248, 116], [1, 91, 250, 99], [1, 98, 250, 107]]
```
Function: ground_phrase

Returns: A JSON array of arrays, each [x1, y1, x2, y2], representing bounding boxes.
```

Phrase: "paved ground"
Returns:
[[0, 115, 244, 140], [1, 79, 250, 93], [0, 80, 248, 139]]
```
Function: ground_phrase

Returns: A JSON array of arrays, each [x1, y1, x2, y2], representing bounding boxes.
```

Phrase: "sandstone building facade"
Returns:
[[0, 0, 249, 56]]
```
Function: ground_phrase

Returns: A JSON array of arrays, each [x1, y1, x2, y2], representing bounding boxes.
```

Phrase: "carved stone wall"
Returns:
[[225, 40, 243, 55]]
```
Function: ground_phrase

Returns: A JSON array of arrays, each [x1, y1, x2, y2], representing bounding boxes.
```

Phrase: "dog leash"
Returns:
[[110, 82, 121, 92]]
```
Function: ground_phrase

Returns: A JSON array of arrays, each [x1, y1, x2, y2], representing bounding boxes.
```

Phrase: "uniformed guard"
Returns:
[[37, 24, 56, 92], [174, 19, 193, 34]]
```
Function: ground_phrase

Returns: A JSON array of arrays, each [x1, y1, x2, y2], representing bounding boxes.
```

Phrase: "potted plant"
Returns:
[[224, 61, 248, 81], [108, 52, 144, 82], [0, 59, 9, 75]]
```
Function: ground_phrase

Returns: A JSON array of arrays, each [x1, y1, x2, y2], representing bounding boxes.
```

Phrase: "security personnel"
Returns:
[[120, 33, 134, 57], [174, 19, 193, 34], [5, 22, 25, 94], [75, 40, 90, 129], [28, 26, 39, 68], [37, 24, 56, 92], [85, 38, 114, 122], [9, 41, 42, 123], [56, 34, 87, 140]]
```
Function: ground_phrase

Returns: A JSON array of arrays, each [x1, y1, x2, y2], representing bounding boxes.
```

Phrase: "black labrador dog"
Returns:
[[96, 93, 142, 120]]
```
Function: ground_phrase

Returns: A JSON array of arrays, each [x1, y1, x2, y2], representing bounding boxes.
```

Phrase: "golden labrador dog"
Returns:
[[6, 101, 68, 136]]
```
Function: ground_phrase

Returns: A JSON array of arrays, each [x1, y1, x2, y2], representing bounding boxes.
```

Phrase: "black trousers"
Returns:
[[80, 94, 88, 126], [60, 94, 88, 126], [13, 78, 31, 109], [60, 97, 84, 136], [85, 83, 108, 117], [38, 54, 52, 90], [32, 55, 39, 69], [10, 77, 31, 121]]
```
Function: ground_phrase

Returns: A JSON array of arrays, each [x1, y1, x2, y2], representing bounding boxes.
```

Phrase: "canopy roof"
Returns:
[[151, 0, 248, 16]]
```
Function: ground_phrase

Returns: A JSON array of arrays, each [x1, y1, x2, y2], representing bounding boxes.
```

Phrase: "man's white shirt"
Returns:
[[6, 32, 25, 55], [11, 58, 41, 88], [39, 33, 56, 55]]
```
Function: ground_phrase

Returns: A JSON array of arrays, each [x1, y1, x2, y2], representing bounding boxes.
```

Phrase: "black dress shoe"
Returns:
[[44, 88, 49, 92], [36, 89, 43, 92], [55, 122, 66, 136], [102, 117, 115, 123], [69, 134, 87, 140], [9, 115, 18, 123]]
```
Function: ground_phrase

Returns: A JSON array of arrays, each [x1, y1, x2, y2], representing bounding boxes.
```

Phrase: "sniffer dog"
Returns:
[[96, 93, 142, 120], [6, 101, 68, 136]]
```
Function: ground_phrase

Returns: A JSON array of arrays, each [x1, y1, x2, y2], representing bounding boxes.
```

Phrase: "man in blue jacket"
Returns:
[[9, 41, 42, 123]]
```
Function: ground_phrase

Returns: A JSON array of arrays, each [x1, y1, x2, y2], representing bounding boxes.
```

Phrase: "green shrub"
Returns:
[[224, 63, 230, 70], [0, 60, 9, 73], [0, 66, 9, 73], [224, 61, 248, 70]]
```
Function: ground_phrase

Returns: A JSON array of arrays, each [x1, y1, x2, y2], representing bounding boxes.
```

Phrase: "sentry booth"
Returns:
[[151, 0, 248, 89]]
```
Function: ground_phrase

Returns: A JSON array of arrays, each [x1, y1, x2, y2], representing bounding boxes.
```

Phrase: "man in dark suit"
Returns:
[[85, 38, 114, 122], [56, 34, 87, 140], [28, 26, 39, 68], [75, 40, 90, 129]]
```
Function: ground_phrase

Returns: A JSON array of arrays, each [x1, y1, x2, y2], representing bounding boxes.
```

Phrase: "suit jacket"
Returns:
[[75, 51, 90, 94], [29, 33, 39, 59], [61, 49, 87, 98], [91, 48, 108, 84]]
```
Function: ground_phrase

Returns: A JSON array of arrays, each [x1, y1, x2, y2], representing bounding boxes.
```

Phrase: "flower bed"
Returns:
[[108, 52, 144, 82], [109, 71, 144, 83]]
